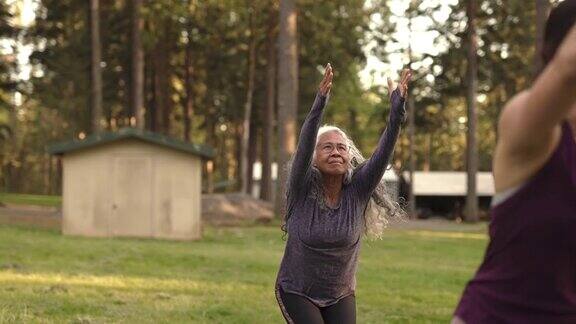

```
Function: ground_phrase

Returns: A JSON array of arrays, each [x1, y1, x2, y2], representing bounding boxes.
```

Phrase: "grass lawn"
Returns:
[[0, 193, 61, 207], [0, 224, 487, 323]]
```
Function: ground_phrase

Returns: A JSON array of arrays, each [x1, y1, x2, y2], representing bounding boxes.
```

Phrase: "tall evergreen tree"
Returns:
[[465, 0, 479, 222], [276, 0, 298, 214]]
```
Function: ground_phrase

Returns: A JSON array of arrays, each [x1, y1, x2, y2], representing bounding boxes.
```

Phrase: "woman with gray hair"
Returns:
[[275, 63, 411, 324]]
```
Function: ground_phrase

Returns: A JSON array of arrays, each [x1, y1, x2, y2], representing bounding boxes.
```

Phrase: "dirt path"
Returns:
[[0, 204, 487, 233], [389, 217, 487, 232], [0, 205, 62, 229]]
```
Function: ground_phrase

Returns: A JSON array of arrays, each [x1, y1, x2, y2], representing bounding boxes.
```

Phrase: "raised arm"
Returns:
[[494, 23, 576, 191], [353, 69, 411, 196], [287, 64, 333, 192]]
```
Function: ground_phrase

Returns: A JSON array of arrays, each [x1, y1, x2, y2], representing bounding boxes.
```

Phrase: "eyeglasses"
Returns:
[[317, 142, 350, 154]]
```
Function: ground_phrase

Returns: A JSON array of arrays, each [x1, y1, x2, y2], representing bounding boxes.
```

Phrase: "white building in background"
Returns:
[[250, 162, 400, 202], [402, 171, 495, 218], [405, 171, 495, 197]]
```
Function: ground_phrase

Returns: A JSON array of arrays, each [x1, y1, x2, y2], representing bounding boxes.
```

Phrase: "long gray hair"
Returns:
[[283, 125, 405, 239]]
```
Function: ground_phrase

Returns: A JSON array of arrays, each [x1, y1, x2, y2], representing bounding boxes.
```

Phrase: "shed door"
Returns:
[[111, 156, 152, 236]]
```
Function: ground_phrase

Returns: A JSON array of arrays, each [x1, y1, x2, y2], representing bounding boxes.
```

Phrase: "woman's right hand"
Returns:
[[386, 68, 412, 99], [318, 63, 333, 96]]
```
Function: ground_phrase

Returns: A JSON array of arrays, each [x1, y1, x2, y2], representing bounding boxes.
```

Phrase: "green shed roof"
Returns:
[[47, 128, 215, 159]]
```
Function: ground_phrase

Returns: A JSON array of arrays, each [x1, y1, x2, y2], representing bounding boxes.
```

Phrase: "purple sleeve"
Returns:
[[352, 89, 406, 198], [287, 93, 328, 195]]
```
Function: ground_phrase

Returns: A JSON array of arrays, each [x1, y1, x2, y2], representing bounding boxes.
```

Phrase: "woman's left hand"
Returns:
[[318, 63, 333, 96], [387, 68, 412, 99]]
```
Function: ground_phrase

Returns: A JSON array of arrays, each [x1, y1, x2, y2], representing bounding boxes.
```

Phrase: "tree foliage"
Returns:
[[0, 0, 556, 195]]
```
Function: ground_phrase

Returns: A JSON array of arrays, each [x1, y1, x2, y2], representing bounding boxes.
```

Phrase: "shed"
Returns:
[[48, 128, 214, 240]]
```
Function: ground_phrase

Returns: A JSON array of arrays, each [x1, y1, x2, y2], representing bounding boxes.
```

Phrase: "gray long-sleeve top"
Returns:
[[276, 89, 406, 307]]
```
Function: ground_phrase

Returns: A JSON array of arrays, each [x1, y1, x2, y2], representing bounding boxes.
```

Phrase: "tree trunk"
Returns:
[[147, 51, 156, 131], [407, 95, 416, 217], [276, 0, 298, 216], [56, 157, 63, 195], [235, 125, 243, 191], [261, 10, 276, 202], [14, 150, 26, 193], [465, 0, 479, 222], [240, 13, 257, 194], [4, 163, 12, 192], [247, 115, 258, 196], [184, 0, 195, 141], [151, 32, 170, 135], [218, 128, 229, 188], [348, 106, 362, 150], [407, 3, 416, 218], [90, 0, 103, 133], [534, 0, 550, 76], [131, 0, 145, 129], [43, 154, 50, 195], [205, 97, 216, 193], [161, 34, 172, 136], [205, 160, 214, 194], [423, 133, 431, 172], [48, 155, 54, 195]]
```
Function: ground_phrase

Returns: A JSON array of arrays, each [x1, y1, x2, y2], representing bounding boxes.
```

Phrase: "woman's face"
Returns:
[[314, 131, 350, 176]]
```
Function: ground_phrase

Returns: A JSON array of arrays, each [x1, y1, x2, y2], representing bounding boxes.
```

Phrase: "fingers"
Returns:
[[399, 69, 412, 97], [385, 68, 412, 98], [326, 63, 333, 83], [401, 69, 412, 85], [319, 68, 327, 89], [320, 81, 332, 96], [319, 63, 333, 96], [320, 64, 330, 85], [400, 69, 408, 83]]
